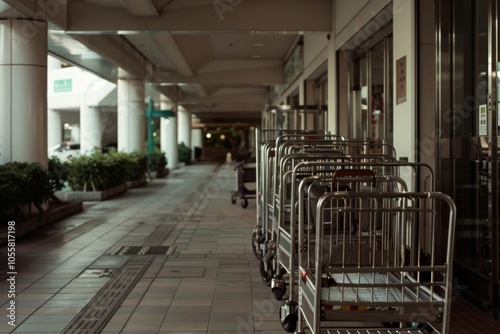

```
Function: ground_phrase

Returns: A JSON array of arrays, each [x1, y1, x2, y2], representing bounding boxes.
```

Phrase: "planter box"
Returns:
[[64, 183, 127, 201], [0, 200, 83, 246], [153, 168, 169, 179], [127, 176, 148, 188], [44, 200, 84, 223]]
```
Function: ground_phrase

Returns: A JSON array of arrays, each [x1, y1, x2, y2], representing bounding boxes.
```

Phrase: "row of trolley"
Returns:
[[251, 129, 457, 334]]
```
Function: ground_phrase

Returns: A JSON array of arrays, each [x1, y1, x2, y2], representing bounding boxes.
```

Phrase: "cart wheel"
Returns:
[[241, 198, 248, 208], [231, 195, 236, 204], [272, 286, 286, 300], [252, 230, 263, 260], [260, 259, 272, 285], [280, 313, 298, 332]]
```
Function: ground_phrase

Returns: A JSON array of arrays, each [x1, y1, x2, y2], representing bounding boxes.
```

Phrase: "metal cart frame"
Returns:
[[295, 191, 456, 334]]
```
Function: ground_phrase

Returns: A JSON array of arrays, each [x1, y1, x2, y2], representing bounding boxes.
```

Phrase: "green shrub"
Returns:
[[67, 149, 149, 191], [178, 142, 192, 163], [151, 149, 167, 173], [126, 151, 149, 180], [48, 156, 70, 193], [68, 150, 122, 191], [0, 164, 28, 218], [0, 162, 51, 218]]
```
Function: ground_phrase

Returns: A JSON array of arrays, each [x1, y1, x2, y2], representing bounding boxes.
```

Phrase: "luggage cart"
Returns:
[[262, 143, 349, 285], [231, 161, 256, 208], [252, 129, 330, 261], [252, 130, 333, 263], [270, 157, 402, 299], [294, 190, 456, 334], [262, 137, 397, 289], [276, 169, 408, 332]]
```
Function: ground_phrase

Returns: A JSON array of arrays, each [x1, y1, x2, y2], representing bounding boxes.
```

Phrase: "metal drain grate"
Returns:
[[62, 256, 154, 333], [107, 246, 170, 256], [146, 224, 175, 245]]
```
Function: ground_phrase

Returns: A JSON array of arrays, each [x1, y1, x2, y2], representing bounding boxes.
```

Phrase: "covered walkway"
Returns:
[[1, 161, 500, 333]]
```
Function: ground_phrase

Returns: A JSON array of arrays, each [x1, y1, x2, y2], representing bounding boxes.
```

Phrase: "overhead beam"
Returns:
[[68, 33, 164, 83], [67, 0, 332, 33], [188, 103, 264, 113], [182, 91, 268, 105], [4, 0, 67, 29], [148, 32, 208, 97], [121, 0, 159, 17], [161, 66, 284, 85]]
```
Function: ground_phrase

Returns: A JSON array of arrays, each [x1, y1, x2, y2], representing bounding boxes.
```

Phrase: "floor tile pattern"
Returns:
[[0, 161, 500, 333]]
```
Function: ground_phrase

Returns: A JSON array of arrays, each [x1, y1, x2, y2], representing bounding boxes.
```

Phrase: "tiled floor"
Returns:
[[1, 161, 500, 334]]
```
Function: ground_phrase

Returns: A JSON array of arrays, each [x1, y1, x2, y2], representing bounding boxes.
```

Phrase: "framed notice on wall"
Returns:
[[396, 56, 407, 104], [479, 104, 487, 136]]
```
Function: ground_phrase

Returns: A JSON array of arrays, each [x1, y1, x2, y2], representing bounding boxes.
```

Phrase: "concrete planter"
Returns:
[[127, 176, 148, 189], [0, 200, 83, 246], [153, 168, 169, 179], [44, 200, 84, 223], [64, 183, 128, 201]]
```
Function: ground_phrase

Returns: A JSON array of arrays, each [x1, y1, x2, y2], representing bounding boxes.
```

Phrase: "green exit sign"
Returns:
[[54, 79, 72, 92]]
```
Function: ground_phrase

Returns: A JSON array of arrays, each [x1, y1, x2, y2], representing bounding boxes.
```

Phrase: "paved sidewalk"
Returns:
[[1, 162, 283, 334], [2, 161, 500, 333]]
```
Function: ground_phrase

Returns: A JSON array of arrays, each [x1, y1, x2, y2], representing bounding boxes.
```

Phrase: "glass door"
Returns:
[[493, 0, 500, 306], [442, 0, 500, 307], [348, 37, 393, 146]]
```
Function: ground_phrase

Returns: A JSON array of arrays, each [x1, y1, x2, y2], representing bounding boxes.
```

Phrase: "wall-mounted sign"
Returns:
[[54, 79, 72, 93], [396, 56, 406, 104], [479, 104, 487, 135]]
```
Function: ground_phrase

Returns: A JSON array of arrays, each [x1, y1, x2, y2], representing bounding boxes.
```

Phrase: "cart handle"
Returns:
[[332, 169, 376, 187]]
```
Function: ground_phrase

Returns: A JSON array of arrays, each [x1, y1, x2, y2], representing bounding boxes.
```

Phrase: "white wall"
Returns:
[[392, 0, 416, 163], [334, 0, 391, 49], [334, 0, 370, 35], [303, 34, 329, 70]]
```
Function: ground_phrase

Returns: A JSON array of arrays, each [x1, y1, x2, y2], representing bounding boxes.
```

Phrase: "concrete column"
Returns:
[[177, 105, 191, 149], [47, 109, 62, 149], [304, 80, 317, 130], [192, 128, 202, 161], [47, 55, 61, 70], [0, 17, 47, 165], [327, 35, 338, 134], [70, 125, 80, 143], [80, 104, 102, 154], [295, 81, 307, 130], [160, 96, 178, 169], [117, 79, 145, 153]]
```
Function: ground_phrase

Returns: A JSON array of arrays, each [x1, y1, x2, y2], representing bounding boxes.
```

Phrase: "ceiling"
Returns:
[[3, 0, 332, 127]]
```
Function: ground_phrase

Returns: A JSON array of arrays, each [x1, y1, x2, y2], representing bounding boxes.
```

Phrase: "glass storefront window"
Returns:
[[360, 54, 368, 139], [347, 38, 392, 145], [451, 0, 490, 275], [370, 42, 385, 141]]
